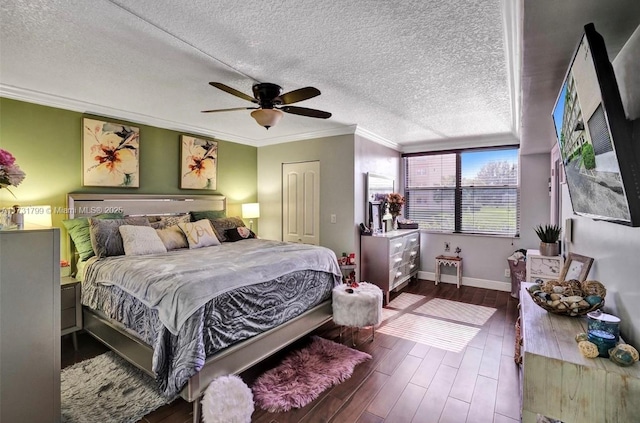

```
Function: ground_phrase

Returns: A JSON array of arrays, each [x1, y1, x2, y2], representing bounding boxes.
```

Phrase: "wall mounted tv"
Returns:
[[552, 23, 640, 226]]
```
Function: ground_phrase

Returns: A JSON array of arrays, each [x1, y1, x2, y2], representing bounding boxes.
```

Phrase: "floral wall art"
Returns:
[[181, 135, 217, 190], [83, 118, 140, 187]]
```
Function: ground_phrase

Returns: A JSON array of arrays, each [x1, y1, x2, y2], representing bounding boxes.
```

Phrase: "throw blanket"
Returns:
[[83, 239, 341, 334]]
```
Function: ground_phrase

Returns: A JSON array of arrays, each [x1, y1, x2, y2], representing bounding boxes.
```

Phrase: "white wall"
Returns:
[[419, 151, 552, 290], [561, 185, 640, 345], [257, 134, 355, 256], [354, 134, 401, 280]]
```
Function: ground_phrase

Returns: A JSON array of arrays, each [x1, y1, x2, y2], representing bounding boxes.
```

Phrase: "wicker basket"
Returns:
[[527, 279, 606, 317]]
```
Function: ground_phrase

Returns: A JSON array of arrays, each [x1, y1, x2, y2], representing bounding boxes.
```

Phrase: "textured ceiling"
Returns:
[[2, 1, 638, 153], [0, 0, 514, 150]]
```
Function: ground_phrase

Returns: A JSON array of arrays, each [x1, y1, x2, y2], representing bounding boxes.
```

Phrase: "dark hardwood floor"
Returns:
[[61, 280, 522, 423]]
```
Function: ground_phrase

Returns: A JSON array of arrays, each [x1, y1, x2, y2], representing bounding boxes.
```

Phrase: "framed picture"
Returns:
[[82, 117, 140, 187], [180, 135, 218, 190], [559, 252, 594, 282], [369, 201, 382, 233]]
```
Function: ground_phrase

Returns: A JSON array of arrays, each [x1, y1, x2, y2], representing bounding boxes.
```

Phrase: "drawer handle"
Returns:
[[394, 257, 402, 263], [394, 243, 403, 248], [410, 264, 416, 269], [395, 271, 402, 278], [410, 238, 417, 242], [410, 251, 417, 256]]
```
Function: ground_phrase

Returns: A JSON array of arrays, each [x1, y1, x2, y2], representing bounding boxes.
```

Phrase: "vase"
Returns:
[[392, 216, 398, 230], [539, 242, 559, 256]]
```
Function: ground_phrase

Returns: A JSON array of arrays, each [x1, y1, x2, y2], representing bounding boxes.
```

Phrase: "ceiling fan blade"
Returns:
[[278, 87, 321, 105], [209, 82, 257, 103], [281, 106, 332, 119], [201, 107, 257, 113]]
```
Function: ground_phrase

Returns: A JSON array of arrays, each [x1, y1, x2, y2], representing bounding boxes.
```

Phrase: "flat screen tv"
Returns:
[[552, 23, 640, 226]]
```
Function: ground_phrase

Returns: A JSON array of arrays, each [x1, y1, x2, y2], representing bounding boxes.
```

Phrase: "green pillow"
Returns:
[[62, 212, 124, 261], [190, 210, 226, 222]]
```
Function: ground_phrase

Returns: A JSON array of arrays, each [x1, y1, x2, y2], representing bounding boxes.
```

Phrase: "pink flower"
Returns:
[[0, 149, 16, 167]]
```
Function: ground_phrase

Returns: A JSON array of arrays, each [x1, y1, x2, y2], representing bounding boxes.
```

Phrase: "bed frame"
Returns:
[[67, 193, 334, 422]]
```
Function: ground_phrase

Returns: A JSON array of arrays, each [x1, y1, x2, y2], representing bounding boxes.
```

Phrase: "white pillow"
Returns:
[[178, 219, 221, 249], [156, 225, 188, 250], [118, 225, 167, 256]]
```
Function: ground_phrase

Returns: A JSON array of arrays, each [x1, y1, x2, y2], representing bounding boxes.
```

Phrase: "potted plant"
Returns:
[[534, 224, 561, 256]]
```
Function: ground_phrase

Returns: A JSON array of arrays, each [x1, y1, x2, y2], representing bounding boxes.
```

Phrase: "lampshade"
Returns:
[[242, 203, 260, 219], [22, 205, 52, 228], [250, 109, 283, 129]]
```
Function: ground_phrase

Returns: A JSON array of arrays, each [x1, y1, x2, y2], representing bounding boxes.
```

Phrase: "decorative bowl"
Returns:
[[527, 280, 606, 317]]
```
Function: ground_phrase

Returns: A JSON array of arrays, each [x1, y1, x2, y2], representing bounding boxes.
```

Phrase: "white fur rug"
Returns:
[[61, 351, 172, 423]]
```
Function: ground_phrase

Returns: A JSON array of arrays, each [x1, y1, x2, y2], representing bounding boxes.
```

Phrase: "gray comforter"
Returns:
[[83, 239, 341, 334], [81, 239, 342, 396]]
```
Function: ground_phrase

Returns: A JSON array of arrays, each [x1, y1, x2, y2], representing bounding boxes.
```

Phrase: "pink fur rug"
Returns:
[[251, 336, 371, 412]]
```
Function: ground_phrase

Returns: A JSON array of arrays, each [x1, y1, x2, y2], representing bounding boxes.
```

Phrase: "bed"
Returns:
[[66, 193, 341, 422]]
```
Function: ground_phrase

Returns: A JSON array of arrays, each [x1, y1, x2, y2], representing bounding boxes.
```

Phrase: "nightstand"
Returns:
[[61, 276, 82, 350]]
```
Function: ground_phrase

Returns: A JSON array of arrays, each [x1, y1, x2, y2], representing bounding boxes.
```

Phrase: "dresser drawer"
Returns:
[[389, 238, 406, 255], [61, 308, 76, 330], [61, 285, 76, 310]]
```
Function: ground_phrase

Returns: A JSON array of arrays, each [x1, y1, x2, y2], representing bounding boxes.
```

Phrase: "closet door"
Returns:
[[282, 161, 320, 245]]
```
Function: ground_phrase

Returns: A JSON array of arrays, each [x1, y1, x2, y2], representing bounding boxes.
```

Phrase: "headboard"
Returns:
[[66, 193, 226, 272], [67, 193, 226, 218]]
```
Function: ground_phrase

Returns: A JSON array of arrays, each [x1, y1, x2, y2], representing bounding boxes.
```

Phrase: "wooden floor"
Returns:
[[61, 280, 522, 423]]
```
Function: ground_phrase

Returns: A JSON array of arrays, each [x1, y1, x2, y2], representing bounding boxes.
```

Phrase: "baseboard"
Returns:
[[418, 271, 511, 292]]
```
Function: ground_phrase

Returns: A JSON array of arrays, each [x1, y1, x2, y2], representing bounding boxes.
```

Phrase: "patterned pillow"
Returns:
[[89, 217, 151, 258], [178, 219, 221, 249], [119, 225, 167, 255], [210, 217, 246, 242], [150, 214, 191, 230], [62, 212, 124, 261], [156, 225, 189, 250], [224, 227, 256, 242]]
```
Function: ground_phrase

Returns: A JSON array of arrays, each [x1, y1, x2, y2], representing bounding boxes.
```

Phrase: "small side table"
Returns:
[[332, 282, 383, 346], [435, 255, 463, 288], [61, 276, 82, 350]]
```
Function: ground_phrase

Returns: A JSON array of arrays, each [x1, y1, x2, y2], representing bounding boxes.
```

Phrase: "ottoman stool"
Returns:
[[332, 282, 383, 346]]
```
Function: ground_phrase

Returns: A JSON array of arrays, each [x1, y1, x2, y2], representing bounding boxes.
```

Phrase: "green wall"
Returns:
[[0, 98, 258, 259]]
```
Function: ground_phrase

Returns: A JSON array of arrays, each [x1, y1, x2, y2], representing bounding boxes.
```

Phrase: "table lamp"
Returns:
[[241, 203, 260, 231]]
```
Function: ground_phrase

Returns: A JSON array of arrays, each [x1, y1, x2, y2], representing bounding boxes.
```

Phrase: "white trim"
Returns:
[[418, 271, 511, 292], [401, 132, 520, 154], [501, 0, 522, 139], [0, 84, 359, 147], [354, 126, 400, 150]]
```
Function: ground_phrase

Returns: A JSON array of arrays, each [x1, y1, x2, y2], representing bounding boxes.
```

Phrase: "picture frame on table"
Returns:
[[369, 201, 382, 233], [559, 252, 594, 282]]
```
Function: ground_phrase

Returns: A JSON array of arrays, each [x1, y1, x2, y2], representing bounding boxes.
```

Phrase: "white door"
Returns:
[[282, 161, 320, 245]]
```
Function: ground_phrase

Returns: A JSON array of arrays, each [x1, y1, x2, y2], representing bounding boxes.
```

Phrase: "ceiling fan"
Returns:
[[202, 82, 332, 129]]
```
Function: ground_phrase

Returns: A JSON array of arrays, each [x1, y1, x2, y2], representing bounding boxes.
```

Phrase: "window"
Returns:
[[404, 147, 519, 236]]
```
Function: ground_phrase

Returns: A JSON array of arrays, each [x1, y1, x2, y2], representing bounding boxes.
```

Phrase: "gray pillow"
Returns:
[[89, 217, 151, 258]]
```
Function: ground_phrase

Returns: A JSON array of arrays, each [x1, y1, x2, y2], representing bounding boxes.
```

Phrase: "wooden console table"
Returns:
[[517, 282, 640, 422], [435, 255, 463, 288]]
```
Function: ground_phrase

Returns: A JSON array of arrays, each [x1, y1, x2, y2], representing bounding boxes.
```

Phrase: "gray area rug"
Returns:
[[61, 351, 172, 423]]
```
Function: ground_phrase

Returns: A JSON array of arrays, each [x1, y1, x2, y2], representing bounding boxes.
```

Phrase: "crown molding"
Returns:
[[502, 0, 522, 138], [0, 84, 262, 145], [401, 132, 520, 154], [354, 126, 400, 151]]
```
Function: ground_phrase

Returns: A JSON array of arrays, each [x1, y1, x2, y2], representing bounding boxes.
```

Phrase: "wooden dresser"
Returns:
[[517, 282, 640, 422], [360, 229, 420, 303]]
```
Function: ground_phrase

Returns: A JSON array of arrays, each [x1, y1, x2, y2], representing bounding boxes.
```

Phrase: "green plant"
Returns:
[[582, 143, 596, 170], [534, 224, 561, 243]]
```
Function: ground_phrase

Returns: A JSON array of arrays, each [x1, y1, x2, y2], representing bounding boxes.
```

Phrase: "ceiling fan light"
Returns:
[[251, 109, 283, 129]]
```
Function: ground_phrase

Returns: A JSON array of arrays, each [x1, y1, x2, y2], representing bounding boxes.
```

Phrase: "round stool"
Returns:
[[332, 282, 383, 345]]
